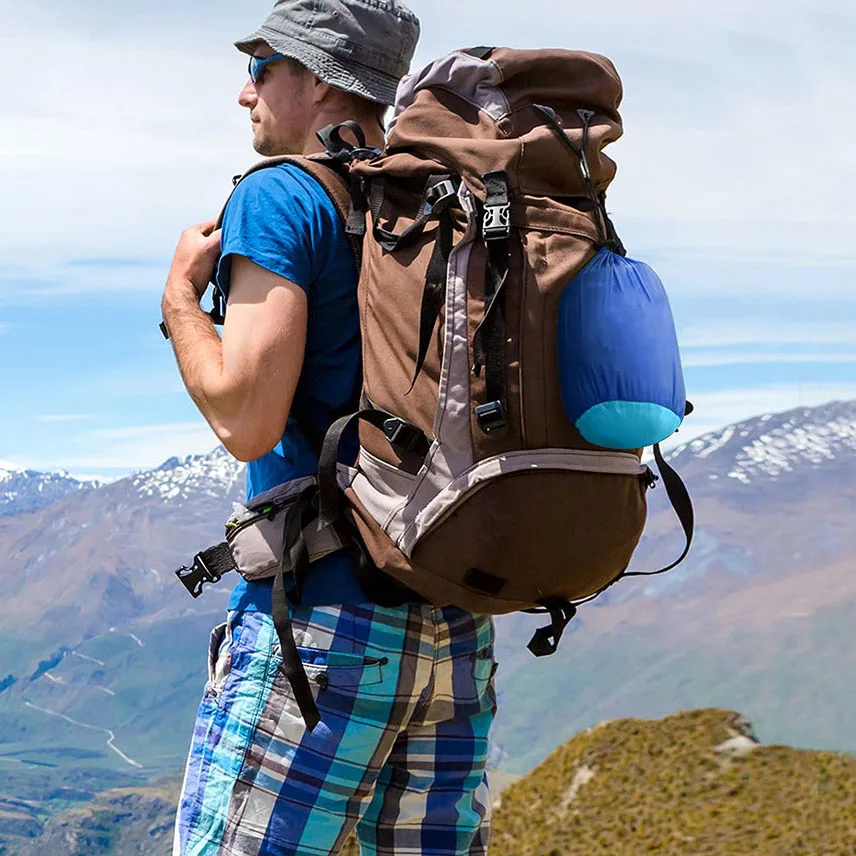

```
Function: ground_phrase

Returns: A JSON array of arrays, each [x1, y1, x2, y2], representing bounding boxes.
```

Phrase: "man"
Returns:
[[162, 3, 497, 855]]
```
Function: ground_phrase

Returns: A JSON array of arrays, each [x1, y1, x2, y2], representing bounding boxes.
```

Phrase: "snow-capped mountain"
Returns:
[[0, 466, 98, 518], [668, 399, 856, 485], [127, 445, 245, 503]]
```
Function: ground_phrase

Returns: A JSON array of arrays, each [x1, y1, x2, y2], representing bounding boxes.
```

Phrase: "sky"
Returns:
[[1, 0, 854, 481]]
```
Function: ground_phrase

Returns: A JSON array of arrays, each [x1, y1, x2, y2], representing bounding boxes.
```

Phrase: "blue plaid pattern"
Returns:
[[173, 604, 497, 856]]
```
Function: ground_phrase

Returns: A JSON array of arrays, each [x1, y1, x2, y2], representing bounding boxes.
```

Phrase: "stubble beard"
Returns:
[[252, 120, 300, 157]]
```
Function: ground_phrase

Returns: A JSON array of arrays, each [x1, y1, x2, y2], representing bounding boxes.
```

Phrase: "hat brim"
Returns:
[[235, 27, 399, 105]]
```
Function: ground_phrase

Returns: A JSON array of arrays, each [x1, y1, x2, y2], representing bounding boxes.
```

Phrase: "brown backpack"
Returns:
[[313, 47, 694, 655]]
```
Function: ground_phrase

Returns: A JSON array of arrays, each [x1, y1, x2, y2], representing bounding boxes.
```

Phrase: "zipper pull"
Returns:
[[576, 108, 595, 186]]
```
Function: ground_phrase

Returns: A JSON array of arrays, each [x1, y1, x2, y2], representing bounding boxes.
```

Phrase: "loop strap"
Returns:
[[372, 175, 459, 253], [527, 600, 578, 657], [624, 443, 694, 578]]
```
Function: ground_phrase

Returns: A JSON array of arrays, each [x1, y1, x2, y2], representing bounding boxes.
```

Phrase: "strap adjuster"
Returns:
[[383, 418, 430, 456], [475, 400, 508, 435], [423, 178, 459, 215], [483, 202, 511, 240]]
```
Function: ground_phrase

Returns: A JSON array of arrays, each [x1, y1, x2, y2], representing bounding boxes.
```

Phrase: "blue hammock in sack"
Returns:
[[558, 247, 686, 450]]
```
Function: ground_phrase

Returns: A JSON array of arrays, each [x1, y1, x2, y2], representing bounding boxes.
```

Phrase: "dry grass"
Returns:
[[490, 708, 856, 855]]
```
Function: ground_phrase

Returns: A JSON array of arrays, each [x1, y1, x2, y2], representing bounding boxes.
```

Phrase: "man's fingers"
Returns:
[[198, 219, 219, 237]]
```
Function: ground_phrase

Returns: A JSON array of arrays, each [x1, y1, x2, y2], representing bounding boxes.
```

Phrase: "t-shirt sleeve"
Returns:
[[215, 165, 324, 301]]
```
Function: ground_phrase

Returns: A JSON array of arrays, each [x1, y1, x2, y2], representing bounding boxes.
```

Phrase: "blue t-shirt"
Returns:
[[216, 163, 369, 612]]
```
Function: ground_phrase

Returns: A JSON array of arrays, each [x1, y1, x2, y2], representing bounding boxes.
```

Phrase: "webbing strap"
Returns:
[[317, 409, 430, 528], [271, 486, 322, 732], [409, 206, 454, 391], [174, 542, 238, 598], [624, 443, 695, 578], [316, 120, 367, 155], [472, 172, 511, 433]]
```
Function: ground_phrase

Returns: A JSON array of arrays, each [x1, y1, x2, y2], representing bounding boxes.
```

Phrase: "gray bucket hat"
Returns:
[[235, 0, 421, 106]]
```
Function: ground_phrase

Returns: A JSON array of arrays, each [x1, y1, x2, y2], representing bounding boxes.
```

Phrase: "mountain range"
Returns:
[[0, 468, 98, 519], [1, 399, 854, 852]]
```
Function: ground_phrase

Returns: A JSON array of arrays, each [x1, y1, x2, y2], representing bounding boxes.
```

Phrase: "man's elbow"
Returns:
[[216, 420, 283, 464]]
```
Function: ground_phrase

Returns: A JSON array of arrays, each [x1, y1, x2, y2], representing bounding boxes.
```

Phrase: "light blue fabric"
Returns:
[[576, 401, 682, 450], [215, 163, 367, 610], [558, 248, 686, 449]]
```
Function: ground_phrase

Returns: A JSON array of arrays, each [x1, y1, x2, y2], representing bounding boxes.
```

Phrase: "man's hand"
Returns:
[[164, 220, 222, 302]]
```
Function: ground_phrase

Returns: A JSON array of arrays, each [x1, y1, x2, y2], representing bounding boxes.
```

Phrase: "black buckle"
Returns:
[[175, 551, 225, 599], [483, 203, 511, 240], [383, 418, 429, 457], [475, 400, 508, 435]]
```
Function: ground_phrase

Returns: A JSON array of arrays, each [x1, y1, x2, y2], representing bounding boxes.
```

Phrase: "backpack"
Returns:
[[173, 47, 694, 731], [317, 48, 694, 638]]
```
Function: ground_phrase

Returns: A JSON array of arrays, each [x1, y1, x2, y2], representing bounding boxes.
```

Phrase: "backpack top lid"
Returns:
[[353, 48, 624, 202]]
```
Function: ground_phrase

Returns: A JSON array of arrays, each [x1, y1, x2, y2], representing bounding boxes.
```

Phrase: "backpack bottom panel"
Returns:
[[408, 469, 648, 607]]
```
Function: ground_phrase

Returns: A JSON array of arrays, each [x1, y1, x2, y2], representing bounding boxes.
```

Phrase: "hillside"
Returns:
[[12, 779, 180, 856], [24, 709, 855, 856], [491, 708, 856, 855], [0, 399, 854, 848]]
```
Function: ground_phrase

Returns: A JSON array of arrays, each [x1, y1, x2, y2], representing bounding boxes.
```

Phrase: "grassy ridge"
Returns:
[[491, 708, 856, 855]]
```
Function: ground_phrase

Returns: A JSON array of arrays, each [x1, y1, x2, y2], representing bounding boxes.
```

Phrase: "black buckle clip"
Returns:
[[475, 400, 508, 435], [175, 552, 223, 599], [383, 418, 428, 456], [483, 202, 511, 240]]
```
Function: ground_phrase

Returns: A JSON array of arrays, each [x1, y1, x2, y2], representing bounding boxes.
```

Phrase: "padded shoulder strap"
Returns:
[[215, 154, 361, 266]]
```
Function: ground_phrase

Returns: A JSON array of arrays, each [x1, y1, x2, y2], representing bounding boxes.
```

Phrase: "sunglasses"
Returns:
[[248, 52, 286, 84]]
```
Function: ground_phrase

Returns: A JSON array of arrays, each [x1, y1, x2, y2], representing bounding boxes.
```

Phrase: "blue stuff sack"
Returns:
[[558, 248, 685, 449]]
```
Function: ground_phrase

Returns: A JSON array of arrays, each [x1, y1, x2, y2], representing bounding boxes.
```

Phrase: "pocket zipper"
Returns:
[[224, 502, 282, 543]]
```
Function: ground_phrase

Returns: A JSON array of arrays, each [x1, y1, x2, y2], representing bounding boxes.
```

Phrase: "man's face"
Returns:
[[238, 44, 314, 155]]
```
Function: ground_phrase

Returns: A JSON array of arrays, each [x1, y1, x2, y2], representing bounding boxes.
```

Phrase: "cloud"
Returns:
[[682, 351, 856, 369], [0, 257, 172, 301], [0, 0, 852, 290], [35, 421, 222, 473], [36, 415, 95, 424], [679, 320, 856, 350]]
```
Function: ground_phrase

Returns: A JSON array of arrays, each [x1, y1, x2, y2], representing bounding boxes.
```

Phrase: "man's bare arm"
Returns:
[[162, 224, 308, 462]]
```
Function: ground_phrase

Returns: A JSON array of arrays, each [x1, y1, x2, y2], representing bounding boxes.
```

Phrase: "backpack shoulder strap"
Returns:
[[215, 154, 361, 266]]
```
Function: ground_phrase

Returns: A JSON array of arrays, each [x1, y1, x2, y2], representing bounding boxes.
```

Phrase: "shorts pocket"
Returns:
[[274, 644, 387, 691], [472, 647, 497, 692], [205, 621, 233, 700]]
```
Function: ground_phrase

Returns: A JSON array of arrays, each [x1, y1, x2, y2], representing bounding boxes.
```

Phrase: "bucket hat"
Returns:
[[235, 0, 420, 106]]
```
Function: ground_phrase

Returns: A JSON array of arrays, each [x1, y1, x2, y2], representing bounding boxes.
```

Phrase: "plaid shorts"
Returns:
[[173, 603, 497, 856]]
